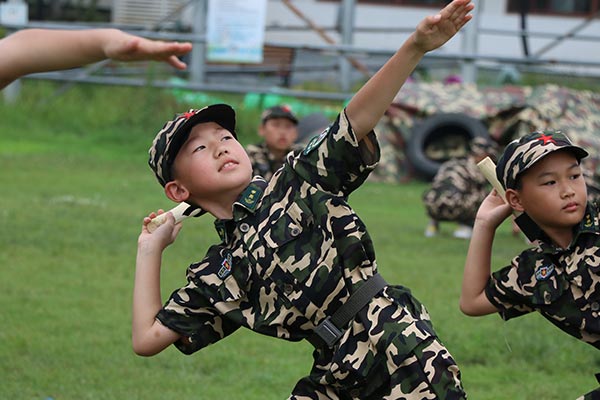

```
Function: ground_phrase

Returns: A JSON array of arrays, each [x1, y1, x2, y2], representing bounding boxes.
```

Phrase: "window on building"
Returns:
[[507, 0, 598, 16]]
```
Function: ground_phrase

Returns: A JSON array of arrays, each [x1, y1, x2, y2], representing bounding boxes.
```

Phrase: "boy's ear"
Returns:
[[505, 188, 525, 212], [164, 181, 190, 203]]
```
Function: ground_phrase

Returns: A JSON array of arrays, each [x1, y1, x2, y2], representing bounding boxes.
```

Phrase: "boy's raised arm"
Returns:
[[459, 191, 510, 316], [132, 211, 182, 356], [345, 0, 473, 141]]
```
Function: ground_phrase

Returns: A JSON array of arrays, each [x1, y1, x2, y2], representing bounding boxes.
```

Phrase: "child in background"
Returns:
[[246, 104, 301, 181], [423, 136, 499, 239]]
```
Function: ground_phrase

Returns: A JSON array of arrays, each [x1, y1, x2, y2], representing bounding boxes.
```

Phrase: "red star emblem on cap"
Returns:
[[182, 111, 195, 120], [538, 133, 556, 145]]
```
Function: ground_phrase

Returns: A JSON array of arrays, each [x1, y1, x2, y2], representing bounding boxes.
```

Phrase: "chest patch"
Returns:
[[303, 127, 329, 155], [218, 252, 233, 279], [535, 264, 555, 281]]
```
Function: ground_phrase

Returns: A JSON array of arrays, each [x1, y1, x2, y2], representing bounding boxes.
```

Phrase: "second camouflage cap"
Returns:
[[496, 130, 588, 190], [261, 105, 298, 124]]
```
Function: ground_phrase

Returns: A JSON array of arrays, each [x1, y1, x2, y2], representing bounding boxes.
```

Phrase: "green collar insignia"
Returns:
[[242, 187, 259, 208], [235, 179, 267, 213]]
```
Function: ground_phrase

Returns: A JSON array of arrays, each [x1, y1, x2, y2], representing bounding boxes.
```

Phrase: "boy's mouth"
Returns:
[[219, 160, 237, 171], [563, 202, 579, 211]]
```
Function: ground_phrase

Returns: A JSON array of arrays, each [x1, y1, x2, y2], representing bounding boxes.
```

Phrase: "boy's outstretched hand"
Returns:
[[412, 0, 474, 53]]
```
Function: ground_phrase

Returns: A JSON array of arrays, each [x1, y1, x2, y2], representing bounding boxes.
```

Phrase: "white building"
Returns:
[[111, 0, 600, 77], [264, 0, 600, 76]]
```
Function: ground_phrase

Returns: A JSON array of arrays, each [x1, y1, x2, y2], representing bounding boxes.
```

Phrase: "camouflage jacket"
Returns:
[[422, 157, 489, 223], [426, 157, 487, 196], [156, 111, 439, 390], [485, 202, 600, 349], [245, 141, 303, 181]]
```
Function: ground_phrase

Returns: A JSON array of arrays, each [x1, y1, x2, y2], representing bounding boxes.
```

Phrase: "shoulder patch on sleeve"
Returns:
[[302, 127, 330, 155]]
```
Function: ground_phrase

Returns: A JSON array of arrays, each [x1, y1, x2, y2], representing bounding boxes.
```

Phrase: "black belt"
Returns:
[[307, 273, 387, 349]]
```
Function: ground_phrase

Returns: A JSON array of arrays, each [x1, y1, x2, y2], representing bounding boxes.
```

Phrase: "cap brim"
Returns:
[[263, 113, 298, 124], [523, 145, 589, 175]]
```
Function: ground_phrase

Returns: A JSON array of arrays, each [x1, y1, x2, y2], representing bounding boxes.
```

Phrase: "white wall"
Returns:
[[263, 0, 600, 71]]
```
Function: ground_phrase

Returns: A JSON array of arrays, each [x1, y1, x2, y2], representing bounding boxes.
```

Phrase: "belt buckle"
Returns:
[[313, 317, 343, 348]]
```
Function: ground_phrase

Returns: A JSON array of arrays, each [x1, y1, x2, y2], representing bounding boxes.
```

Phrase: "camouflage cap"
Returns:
[[496, 130, 588, 190], [148, 104, 236, 186], [261, 104, 298, 125]]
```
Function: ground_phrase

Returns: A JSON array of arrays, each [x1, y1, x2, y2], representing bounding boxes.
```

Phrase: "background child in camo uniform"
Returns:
[[423, 136, 499, 239], [246, 104, 302, 181]]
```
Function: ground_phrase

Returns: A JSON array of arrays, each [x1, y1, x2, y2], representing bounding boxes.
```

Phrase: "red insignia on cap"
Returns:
[[538, 133, 556, 145], [182, 111, 195, 120]]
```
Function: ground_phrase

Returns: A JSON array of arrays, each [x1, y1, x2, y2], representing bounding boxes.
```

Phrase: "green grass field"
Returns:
[[1, 82, 598, 399]]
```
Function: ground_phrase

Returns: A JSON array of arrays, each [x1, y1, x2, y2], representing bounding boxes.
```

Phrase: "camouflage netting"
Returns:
[[371, 82, 600, 183]]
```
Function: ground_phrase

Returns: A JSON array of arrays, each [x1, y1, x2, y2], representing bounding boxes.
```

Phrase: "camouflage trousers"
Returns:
[[422, 188, 484, 226], [578, 389, 600, 400], [576, 374, 600, 400], [289, 286, 466, 400]]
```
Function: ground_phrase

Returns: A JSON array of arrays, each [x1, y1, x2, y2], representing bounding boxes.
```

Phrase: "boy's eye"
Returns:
[[543, 180, 556, 186], [222, 135, 233, 141], [571, 173, 581, 180], [193, 145, 206, 152]]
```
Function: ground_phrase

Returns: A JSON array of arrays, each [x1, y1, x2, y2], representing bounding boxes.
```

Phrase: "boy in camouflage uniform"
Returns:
[[246, 104, 302, 181], [460, 130, 600, 399], [134, 1, 473, 398], [422, 137, 498, 239]]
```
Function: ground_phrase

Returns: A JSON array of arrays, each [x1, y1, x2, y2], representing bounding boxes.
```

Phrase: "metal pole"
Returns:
[[533, 9, 600, 58], [190, 0, 207, 85], [339, 0, 356, 91], [460, 0, 481, 83], [282, 0, 369, 78], [3, 80, 21, 103]]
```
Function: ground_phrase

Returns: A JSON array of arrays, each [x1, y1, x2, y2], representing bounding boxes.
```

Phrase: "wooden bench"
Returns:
[[206, 45, 296, 87]]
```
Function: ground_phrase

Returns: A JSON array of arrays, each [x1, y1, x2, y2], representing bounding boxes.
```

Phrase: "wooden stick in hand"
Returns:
[[147, 202, 203, 233]]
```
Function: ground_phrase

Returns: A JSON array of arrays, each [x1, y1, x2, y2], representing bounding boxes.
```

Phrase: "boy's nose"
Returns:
[[215, 145, 229, 157], [561, 182, 576, 198]]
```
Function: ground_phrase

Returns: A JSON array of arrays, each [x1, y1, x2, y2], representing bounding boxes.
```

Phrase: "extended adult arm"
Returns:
[[0, 28, 192, 89]]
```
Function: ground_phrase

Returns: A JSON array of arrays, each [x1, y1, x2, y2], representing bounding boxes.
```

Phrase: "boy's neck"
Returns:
[[191, 190, 242, 220], [535, 220, 579, 250], [537, 205, 589, 250], [545, 229, 574, 250], [194, 178, 263, 220]]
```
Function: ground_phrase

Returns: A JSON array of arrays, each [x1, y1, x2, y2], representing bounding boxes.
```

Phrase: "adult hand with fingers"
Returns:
[[0, 28, 192, 89]]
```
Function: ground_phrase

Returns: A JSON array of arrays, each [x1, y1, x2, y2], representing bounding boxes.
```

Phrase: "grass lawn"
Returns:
[[0, 82, 598, 399]]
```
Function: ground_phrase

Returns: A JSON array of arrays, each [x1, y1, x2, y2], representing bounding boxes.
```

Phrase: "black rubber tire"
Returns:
[[406, 113, 490, 180]]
